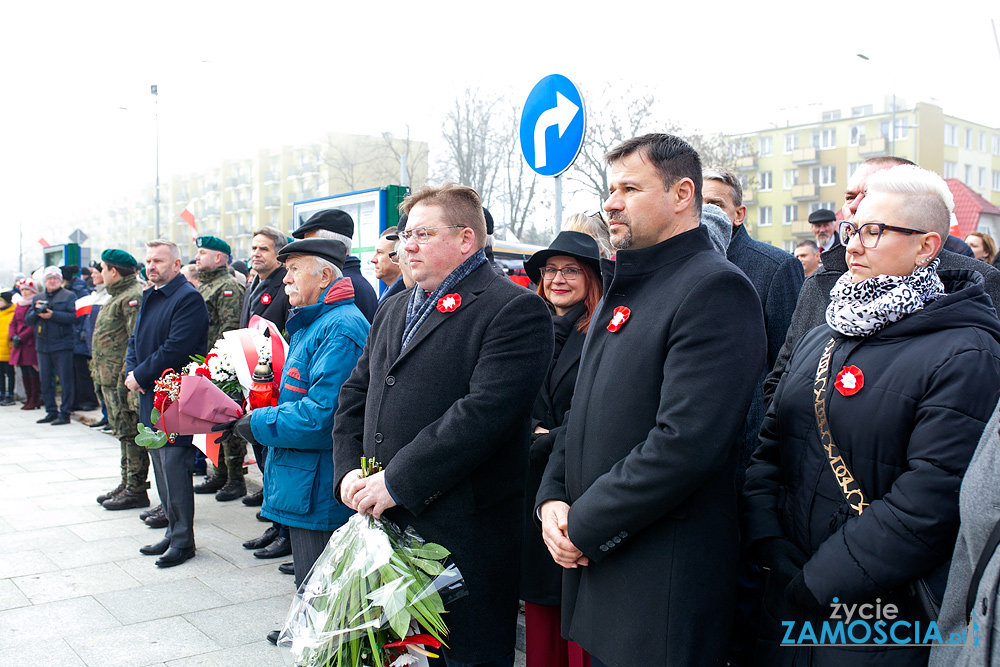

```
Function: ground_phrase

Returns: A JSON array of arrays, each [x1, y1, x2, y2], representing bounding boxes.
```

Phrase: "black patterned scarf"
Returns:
[[825, 259, 946, 337], [401, 249, 487, 349]]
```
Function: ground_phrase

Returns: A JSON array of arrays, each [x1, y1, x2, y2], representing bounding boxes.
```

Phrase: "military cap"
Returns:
[[293, 208, 354, 239], [276, 238, 347, 270], [808, 209, 837, 224], [101, 249, 138, 270], [196, 236, 232, 255]]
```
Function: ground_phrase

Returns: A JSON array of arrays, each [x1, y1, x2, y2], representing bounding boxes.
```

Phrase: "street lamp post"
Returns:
[[152, 84, 160, 239], [856, 54, 896, 157]]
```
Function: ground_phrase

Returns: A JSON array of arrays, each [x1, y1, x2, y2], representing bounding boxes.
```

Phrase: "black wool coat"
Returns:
[[521, 307, 587, 606], [536, 226, 767, 667], [743, 273, 1000, 667], [333, 261, 553, 664], [240, 266, 292, 330]]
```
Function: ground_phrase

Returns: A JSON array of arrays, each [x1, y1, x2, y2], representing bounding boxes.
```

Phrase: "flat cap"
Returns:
[[196, 236, 232, 255], [101, 249, 138, 270], [385, 213, 407, 241], [294, 208, 354, 239], [808, 209, 836, 224], [276, 238, 347, 270]]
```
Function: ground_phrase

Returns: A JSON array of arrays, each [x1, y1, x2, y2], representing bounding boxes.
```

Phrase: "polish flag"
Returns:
[[75, 293, 98, 317], [179, 203, 197, 240], [38, 238, 50, 247]]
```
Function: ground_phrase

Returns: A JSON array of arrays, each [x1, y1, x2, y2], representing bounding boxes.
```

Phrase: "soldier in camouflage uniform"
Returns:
[[192, 236, 247, 501], [92, 249, 150, 510]]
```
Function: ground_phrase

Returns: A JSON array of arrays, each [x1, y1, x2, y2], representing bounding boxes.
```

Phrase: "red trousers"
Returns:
[[524, 602, 591, 667]]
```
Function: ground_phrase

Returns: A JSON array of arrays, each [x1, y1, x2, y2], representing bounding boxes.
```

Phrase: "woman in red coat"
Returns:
[[8, 279, 40, 409]]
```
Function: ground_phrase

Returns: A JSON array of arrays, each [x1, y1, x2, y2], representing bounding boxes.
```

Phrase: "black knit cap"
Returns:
[[276, 238, 347, 270]]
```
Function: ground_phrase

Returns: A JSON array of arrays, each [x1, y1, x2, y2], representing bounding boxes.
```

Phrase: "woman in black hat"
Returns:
[[520, 231, 602, 667]]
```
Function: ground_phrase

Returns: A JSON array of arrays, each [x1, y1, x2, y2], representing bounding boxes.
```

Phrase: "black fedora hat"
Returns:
[[524, 231, 602, 284]]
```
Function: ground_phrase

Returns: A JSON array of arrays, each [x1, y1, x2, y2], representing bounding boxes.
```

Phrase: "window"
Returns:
[[993, 135, 1000, 155], [783, 169, 799, 189], [965, 165, 973, 185], [810, 201, 836, 214], [965, 128, 974, 149], [879, 120, 908, 140], [784, 133, 799, 153], [849, 125, 865, 146], [944, 161, 958, 178], [980, 168, 987, 189], [758, 171, 772, 191], [847, 162, 862, 180], [811, 128, 836, 149], [810, 166, 836, 187], [730, 139, 749, 157], [944, 124, 958, 146], [758, 136, 773, 156], [758, 206, 772, 227], [270, 210, 280, 225], [981, 131, 988, 152], [993, 171, 1000, 191], [822, 110, 842, 122], [783, 204, 798, 224], [851, 105, 873, 117], [738, 173, 750, 192]]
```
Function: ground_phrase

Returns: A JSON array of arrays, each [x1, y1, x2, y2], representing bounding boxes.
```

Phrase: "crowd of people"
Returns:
[[4, 132, 1000, 667]]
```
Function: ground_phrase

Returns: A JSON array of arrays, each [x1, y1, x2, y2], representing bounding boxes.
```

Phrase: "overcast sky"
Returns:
[[2, 3, 998, 274]]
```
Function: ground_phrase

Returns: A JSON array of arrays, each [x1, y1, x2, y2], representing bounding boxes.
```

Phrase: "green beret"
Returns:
[[196, 236, 231, 255], [101, 248, 138, 269]]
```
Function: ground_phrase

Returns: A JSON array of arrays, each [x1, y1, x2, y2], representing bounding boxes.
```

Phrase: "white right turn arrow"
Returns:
[[533, 92, 580, 170]]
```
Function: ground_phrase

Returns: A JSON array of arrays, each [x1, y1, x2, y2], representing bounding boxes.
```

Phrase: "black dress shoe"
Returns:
[[51, 416, 71, 425], [256, 510, 268, 522], [267, 630, 280, 645], [215, 478, 246, 502], [156, 546, 195, 568], [243, 526, 278, 550], [193, 474, 226, 494], [139, 538, 170, 555], [89, 417, 108, 428], [254, 535, 291, 559], [242, 489, 264, 507], [37, 413, 57, 423], [97, 483, 125, 505], [278, 561, 295, 575]]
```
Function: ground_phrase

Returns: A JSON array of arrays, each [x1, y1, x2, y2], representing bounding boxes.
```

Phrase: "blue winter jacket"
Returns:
[[253, 278, 369, 531]]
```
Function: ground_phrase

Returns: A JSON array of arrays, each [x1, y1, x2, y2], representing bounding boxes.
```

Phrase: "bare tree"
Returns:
[[495, 101, 539, 240], [436, 88, 507, 208], [321, 136, 386, 192], [381, 126, 429, 190]]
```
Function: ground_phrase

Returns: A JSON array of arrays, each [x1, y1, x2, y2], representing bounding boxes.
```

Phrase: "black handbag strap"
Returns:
[[813, 337, 869, 515], [966, 515, 1000, 624]]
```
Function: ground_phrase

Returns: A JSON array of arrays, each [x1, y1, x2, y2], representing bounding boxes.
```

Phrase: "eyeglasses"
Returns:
[[397, 225, 465, 244], [388, 251, 399, 265], [540, 266, 583, 281], [838, 221, 928, 249]]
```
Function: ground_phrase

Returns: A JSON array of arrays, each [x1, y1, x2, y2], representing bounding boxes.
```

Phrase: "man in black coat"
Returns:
[[536, 134, 766, 667], [335, 183, 552, 667], [238, 227, 294, 556], [293, 208, 378, 323], [763, 155, 1000, 405], [125, 240, 209, 568]]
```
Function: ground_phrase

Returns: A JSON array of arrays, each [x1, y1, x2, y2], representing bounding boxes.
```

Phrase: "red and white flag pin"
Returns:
[[437, 293, 461, 313], [607, 306, 631, 332], [835, 365, 864, 396], [260, 293, 271, 305]]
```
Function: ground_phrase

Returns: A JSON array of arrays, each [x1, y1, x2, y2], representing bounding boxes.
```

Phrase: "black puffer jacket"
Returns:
[[743, 270, 1000, 666]]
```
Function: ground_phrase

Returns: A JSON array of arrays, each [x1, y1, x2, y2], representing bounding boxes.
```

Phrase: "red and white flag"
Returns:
[[75, 294, 98, 317], [179, 203, 197, 240], [38, 237, 50, 247]]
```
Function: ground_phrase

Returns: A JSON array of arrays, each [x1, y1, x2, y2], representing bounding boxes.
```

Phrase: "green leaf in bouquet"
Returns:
[[151, 407, 161, 423], [411, 556, 445, 577], [387, 608, 412, 641], [136, 423, 167, 449], [408, 542, 451, 560]]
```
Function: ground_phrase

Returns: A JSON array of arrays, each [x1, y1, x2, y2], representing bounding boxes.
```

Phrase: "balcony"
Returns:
[[742, 189, 755, 205], [735, 156, 756, 171], [203, 206, 221, 217], [265, 197, 281, 209], [858, 137, 888, 156], [204, 183, 219, 193], [224, 202, 235, 214], [237, 201, 251, 212], [790, 220, 814, 237], [791, 184, 818, 201], [225, 177, 239, 189], [287, 166, 301, 178], [264, 171, 280, 183], [791, 147, 818, 165], [301, 163, 320, 176]]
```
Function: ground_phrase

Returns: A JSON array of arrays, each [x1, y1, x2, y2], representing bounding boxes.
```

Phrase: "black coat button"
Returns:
[[374, 433, 383, 443], [386, 376, 395, 386]]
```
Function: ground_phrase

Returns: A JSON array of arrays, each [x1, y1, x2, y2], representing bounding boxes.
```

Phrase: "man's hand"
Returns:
[[125, 371, 144, 393], [352, 470, 397, 519], [540, 500, 589, 569], [37, 310, 52, 320], [339, 469, 364, 510]]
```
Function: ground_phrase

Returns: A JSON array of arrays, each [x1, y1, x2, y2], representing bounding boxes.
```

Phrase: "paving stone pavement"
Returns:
[[0, 404, 527, 667]]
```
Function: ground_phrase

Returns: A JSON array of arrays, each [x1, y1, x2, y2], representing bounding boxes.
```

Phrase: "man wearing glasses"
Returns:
[[335, 183, 553, 667], [764, 156, 1000, 404]]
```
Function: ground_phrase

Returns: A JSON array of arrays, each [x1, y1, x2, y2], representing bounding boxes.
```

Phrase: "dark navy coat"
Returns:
[[743, 272, 1000, 666], [125, 273, 208, 446], [25, 288, 78, 353]]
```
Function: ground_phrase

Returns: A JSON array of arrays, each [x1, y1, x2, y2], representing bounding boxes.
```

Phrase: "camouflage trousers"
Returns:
[[213, 438, 248, 481], [98, 382, 150, 492]]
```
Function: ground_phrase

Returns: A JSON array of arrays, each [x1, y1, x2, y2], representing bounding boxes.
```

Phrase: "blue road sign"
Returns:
[[520, 75, 585, 177]]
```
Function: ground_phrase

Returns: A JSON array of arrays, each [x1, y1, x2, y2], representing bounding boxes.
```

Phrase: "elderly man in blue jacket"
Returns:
[[125, 240, 209, 568], [216, 238, 369, 643]]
